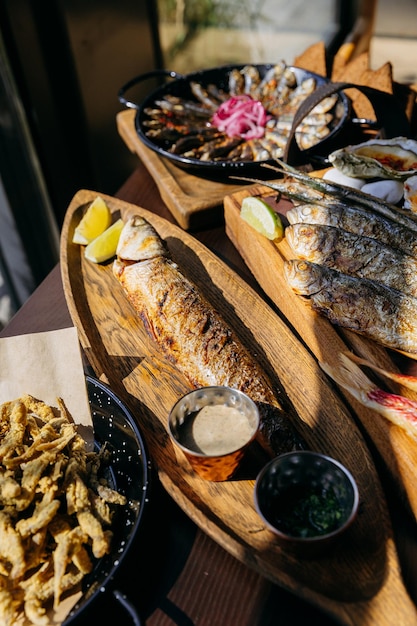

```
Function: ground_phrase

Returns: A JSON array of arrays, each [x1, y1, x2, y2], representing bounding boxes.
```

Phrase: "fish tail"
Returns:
[[342, 352, 417, 392], [321, 353, 417, 441], [320, 353, 376, 402]]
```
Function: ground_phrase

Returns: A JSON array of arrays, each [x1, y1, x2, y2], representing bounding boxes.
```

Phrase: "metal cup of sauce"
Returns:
[[168, 386, 260, 481], [254, 450, 359, 557]]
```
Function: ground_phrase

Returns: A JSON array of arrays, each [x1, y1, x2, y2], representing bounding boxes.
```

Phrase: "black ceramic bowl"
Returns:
[[254, 450, 359, 557], [118, 64, 351, 176]]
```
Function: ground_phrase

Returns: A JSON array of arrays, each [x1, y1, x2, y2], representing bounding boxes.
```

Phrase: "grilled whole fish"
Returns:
[[286, 203, 417, 259], [113, 216, 303, 456], [286, 223, 417, 298], [284, 259, 417, 355]]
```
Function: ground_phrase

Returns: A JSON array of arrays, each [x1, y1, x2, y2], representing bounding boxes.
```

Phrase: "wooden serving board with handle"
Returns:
[[224, 184, 417, 521], [61, 189, 417, 626]]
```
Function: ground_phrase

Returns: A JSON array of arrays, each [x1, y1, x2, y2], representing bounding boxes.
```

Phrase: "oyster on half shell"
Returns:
[[328, 137, 417, 180]]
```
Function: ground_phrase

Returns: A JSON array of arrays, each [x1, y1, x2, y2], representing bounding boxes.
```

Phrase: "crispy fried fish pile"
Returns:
[[0, 394, 127, 626]]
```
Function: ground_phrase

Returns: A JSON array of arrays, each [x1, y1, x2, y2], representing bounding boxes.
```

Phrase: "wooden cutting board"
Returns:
[[224, 184, 417, 521], [116, 109, 246, 229], [61, 189, 417, 626]]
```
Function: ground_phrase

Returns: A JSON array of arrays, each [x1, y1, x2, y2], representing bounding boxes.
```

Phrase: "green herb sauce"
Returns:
[[272, 485, 344, 538]]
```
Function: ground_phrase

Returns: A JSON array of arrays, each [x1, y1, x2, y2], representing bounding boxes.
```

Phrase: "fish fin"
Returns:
[[321, 354, 417, 441], [319, 354, 376, 403], [342, 352, 417, 392]]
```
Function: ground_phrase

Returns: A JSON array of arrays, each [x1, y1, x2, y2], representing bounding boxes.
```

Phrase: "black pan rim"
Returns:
[[132, 63, 351, 174], [63, 375, 150, 624]]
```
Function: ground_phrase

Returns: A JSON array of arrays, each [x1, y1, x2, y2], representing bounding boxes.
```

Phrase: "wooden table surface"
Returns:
[[3, 163, 417, 626]]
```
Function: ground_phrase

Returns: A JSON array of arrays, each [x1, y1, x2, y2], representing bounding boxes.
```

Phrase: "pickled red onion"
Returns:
[[211, 95, 270, 140]]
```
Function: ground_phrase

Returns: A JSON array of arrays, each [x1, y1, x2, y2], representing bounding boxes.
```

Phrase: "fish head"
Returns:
[[286, 204, 321, 225], [284, 259, 323, 295], [116, 216, 168, 262], [285, 223, 329, 261]]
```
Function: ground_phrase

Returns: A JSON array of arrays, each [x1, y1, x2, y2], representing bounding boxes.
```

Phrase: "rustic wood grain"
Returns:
[[116, 109, 246, 230], [224, 184, 417, 520], [60, 189, 417, 626]]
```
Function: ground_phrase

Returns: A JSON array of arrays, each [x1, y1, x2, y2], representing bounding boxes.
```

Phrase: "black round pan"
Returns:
[[63, 375, 150, 626], [118, 64, 351, 176]]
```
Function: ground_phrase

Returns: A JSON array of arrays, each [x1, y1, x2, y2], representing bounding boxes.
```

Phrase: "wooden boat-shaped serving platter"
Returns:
[[61, 189, 417, 626], [224, 184, 417, 519]]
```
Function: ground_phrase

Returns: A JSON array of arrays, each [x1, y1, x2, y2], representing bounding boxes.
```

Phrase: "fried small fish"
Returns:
[[284, 259, 417, 355], [113, 216, 303, 455], [287, 203, 417, 259], [285, 222, 417, 298], [0, 395, 127, 624]]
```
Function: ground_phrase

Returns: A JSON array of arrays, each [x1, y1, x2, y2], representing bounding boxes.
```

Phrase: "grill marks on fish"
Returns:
[[286, 222, 417, 299], [116, 256, 260, 392], [113, 216, 303, 455], [285, 260, 417, 355]]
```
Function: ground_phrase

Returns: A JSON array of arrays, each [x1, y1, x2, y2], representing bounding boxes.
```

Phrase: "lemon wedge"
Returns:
[[240, 196, 283, 241], [84, 218, 124, 263], [72, 196, 112, 245]]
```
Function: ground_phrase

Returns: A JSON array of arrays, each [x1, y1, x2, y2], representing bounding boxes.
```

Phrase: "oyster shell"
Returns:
[[328, 137, 417, 180]]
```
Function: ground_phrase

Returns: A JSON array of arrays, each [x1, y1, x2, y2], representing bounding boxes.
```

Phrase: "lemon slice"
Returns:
[[72, 196, 112, 245], [84, 218, 124, 263], [240, 196, 283, 241]]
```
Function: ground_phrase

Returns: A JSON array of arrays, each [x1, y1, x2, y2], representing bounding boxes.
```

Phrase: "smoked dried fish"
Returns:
[[286, 203, 417, 259], [286, 222, 417, 298], [239, 159, 417, 232], [284, 259, 417, 355]]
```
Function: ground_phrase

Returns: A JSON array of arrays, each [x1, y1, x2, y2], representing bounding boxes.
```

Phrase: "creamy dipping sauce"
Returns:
[[178, 405, 255, 456]]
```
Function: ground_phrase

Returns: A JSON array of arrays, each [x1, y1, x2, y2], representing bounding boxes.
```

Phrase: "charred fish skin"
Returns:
[[286, 203, 417, 259], [114, 255, 275, 397], [114, 217, 304, 455], [285, 222, 417, 299], [284, 259, 417, 355]]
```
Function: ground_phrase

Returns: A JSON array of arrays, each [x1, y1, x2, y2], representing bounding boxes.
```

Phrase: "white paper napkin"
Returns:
[[0, 326, 93, 447]]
